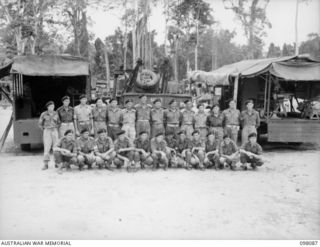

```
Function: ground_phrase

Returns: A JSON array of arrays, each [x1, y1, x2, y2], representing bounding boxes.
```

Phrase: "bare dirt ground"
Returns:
[[0, 108, 319, 240]]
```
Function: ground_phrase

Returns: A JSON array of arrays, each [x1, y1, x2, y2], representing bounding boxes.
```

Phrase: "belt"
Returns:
[[244, 125, 256, 128], [137, 119, 149, 122], [61, 122, 73, 125], [153, 122, 164, 125], [226, 125, 239, 128], [167, 123, 179, 127], [108, 124, 119, 127], [94, 120, 106, 123], [123, 122, 135, 125], [79, 120, 90, 124], [197, 127, 207, 129], [182, 123, 193, 126]]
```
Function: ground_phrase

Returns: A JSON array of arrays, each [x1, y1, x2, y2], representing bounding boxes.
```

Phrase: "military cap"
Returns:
[[153, 98, 161, 104], [95, 97, 103, 103], [97, 128, 107, 134], [116, 130, 126, 136], [155, 132, 164, 137], [184, 99, 191, 104], [139, 94, 147, 99], [228, 99, 236, 104], [45, 101, 54, 108], [79, 94, 87, 100], [61, 95, 70, 102], [169, 99, 176, 105], [248, 132, 257, 138], [139, 131, 148, 135], [211, 104, 220, 110], [80, 128, 90, 134], [110, 98, 117, 103], [177, 130, 186, 135], [223, 134, 230, 139], [125, 99, 133, 104], [206, 131, 215, 137], [197, 103, 204, 108], [64, 129, 74, 136], [245, 99, 254, 105], [192, 130, 200, 136]]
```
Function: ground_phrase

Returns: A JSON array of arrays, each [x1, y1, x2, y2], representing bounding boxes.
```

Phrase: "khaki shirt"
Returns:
[[74, 104, 93, 122], [107, 107, 122, 125], [165, 137, 178, 149], [164, 108, 180, 125], [241, 110, 260, 128], [219, 140, 238, 156], [55, 136, 76, 153], [135, 104, 152, 121], [150, 138, 167, 152], [191, 139, 205, 148], [122, 108, 136, 125], [176, 138, 192, 153], [180, 109, 195, 125], [57, 106, 74, 123], [206, 113, 223, 127], [242, 142, 262, 155], [94, 136, 114, 153], [222, 108, 240, 126], [134, 138, 150, 152], [205, 140, 219, 153], [39, 110, 60, 129], [195, 111, 207, 128], [92, 105, 107, 122], [151, 108, 164, 125], [76, 136, 95, 154], [114, 137, 133, 151]]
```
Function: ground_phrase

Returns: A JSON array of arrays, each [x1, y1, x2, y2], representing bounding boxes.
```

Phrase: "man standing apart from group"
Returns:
[[135, 95, 152, 136], [57, 96, 74, 138], [241, 99, 260, 145], [222, 100, 241, 144], [74, 94, 94, 137], [39, 101, 60, 170]]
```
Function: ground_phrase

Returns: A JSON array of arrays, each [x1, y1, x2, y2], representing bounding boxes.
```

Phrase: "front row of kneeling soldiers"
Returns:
[[51, 126, 264, 173]]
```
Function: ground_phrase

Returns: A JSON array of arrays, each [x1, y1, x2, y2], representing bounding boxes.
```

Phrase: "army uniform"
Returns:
[[92, 105, 107, 137], [107, 107, 122, 140], [74, 104, 93, 134], [57, 105, 74, 138], [240, 110, 260, 145], [113, 136, 134, 168], [204, 140, 219, 168], [222, 108, 241, 143], [190, 138, 205, 169], [53, 136, 77, 168], [180, 109, 195, 139], [176, 137, 192, 166], [150, 137, 169, 169], [76, 136, 96, 169], [165, 135, 183, 167], [206, 112, 224, 144], [94, 135, 115, 168], [39, 110, 60, 165], [135, 103, 152, 136], [240, 141, 264, 168], [194, 111, 207, 141], [121, 108, 136, 140], [219, 139, 239, 169], [164, 108, 181, 137], [151, 108, 165, 138], [133, 137, 153, 168]]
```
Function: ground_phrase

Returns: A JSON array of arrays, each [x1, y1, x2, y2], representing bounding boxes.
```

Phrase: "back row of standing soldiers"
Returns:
[[38, 94, 264, 172]]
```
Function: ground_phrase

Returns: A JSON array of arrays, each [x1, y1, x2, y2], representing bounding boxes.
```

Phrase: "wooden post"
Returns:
[[266, 74, 272, 121], [233, 75, 239, 102], [263, 73, 268, 113]]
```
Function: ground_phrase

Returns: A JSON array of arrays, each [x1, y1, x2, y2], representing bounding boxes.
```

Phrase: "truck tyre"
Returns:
[[20, 144, 31, 151]]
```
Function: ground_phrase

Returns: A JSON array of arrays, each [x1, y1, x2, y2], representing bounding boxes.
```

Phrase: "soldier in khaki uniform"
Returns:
[[219, 134, 239, 170], [164, 99, 181, 138], [150, 132, 170, 170], [240, 99, 260, 145], [180, 99, 195, 139], [175, 130, 193, 170], [222, 100, 241, 144], [150, 98, 165, 138], [107, 98, 122, 140], [38, 101, 60, 170], [53, 129, 77, 173], [206, 104, 224, 144], [76, 128, 96, 170], [94, 128, 116, 170], [204, 132, 220, 169], [194, 104, 207, 141], [121, 99, 136, 141], [113, 130, 135, 169], [135, 94, 152, 136], [57, 95, 75, 138], [190, 130, 205, 170], [74, 94, 94, 137], [133, 131, 153, 169], [92, 98, 107, 137]]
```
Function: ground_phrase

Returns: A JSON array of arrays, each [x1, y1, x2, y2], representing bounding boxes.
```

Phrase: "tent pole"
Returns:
[[233, 75, 239, 102], [266, 74, 272, 120], [263, 74, 268, 114]]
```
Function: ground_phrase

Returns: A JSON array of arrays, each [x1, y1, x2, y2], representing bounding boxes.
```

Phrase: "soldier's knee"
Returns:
[[96, 157, 103, 165]]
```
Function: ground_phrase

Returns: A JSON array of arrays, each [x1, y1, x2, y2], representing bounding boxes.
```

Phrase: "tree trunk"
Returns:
[[295, 0, 299, 55], [174, 38, 178, 82], [104, 45, 110, 86]]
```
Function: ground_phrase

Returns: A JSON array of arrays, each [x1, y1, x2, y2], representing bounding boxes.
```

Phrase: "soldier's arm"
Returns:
[[38, 113, 44, 130], [89, 108, 94, 134], [256, 111, 261, 128], [73, 108, 79, 135]]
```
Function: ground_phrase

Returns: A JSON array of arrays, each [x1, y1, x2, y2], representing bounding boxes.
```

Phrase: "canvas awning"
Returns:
[[0, 60, 13, 79], [10, 55, 90, 76]]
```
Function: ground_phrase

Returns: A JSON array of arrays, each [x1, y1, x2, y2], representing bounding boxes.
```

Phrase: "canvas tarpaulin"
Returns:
[[0, 60, 13, 79], [10, 55, 89, 76]]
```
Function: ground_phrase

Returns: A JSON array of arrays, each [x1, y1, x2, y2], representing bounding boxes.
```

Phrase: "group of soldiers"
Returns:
[[38, 94, 264, 173]]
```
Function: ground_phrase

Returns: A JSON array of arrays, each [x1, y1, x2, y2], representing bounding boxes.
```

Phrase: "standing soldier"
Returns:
[[206, 104, 224, 144], [190, 130, 205, 170], [76, 128, 96, 170], [164, 99, 181, 138], [57, 95, 74, 138], [121, 99, 136, 141], [150, 98, 165, 137], [222, 100, 241, 144], [92, 98, 107, 137], [135, 94, 152, 136], [113, 130, 135, 169], [240, 99, 260, 145], [133, 131, 153, 169], [38, 101, 60, 170], [180, 99, 195, 139], [219, 134, 239, 170], [150, 132, 169, 170], [94, 128, 116, 170], [194, 103, 207, 141], [107, 98, 122, 140], [53, 129, 77, 174], [74, 94, 94, 137]]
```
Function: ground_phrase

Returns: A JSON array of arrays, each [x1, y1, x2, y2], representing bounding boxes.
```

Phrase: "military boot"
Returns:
[[42, 162, 49, 170]]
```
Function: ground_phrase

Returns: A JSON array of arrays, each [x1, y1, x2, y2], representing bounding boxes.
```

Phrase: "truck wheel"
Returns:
[[20, 144, 31, 151]]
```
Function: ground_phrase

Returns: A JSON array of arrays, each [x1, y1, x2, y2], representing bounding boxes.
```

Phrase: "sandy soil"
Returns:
[[0, 108, 319, 240]]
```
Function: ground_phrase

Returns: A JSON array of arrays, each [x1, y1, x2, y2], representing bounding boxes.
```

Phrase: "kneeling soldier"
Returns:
[[76, 128, 96, 170], [190, 130, 205, 170], [176, 130, 193, 170], [113, 130, 135, 169], [239, 132, 264, 170], [53, 129, 77, 174], [150, 132, 169, 170], [94, 128, 116, 170], [133, 131, 153, 169], [165, 131, 182, 168], [219, 134, 239, 170], [204, 132, 219, 169]]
